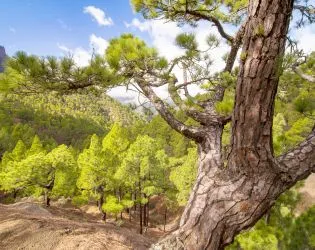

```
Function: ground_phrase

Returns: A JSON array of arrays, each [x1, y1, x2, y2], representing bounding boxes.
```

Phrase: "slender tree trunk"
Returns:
[[144, 202, 147, 226], [151, 2, 301, 248], [134, 191, 137, 211], [128, 208, 132, 222], [143, 193, 147, 226], [147, 198, 150, 227], [102, 212, 107, 221], [119, 187, 123, 220], [13, 189, 18, 199], [46, 196, 50, 207], [44, 189, 51, 207], [98, 193, 106, 222], [164, 206, 167, 233], [139, 181, 143, 234], [265, 209, 271, 224], [139, 203, 143, 234], [44, 177, 55, 207]]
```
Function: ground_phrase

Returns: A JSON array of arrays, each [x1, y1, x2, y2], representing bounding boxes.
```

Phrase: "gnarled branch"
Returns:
[[293, 67, 315, 83], [137, 78, 204, 141], [278, 127, 315, 190], [184, 9, 234, 42]]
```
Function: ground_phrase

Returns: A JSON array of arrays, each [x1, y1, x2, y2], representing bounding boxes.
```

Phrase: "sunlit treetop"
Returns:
[[106, 33, 168, 79]]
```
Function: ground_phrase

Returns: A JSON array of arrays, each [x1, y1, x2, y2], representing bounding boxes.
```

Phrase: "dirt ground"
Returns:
[[0, 174, 314, 250], [0, 202, 157, 250], [295, 174, 315, 215]]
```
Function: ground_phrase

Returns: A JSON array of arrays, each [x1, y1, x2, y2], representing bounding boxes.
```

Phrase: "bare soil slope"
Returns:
[[0, 174, 313, 250], [296, 174, 315, 214], [0, 202, 152, 250]]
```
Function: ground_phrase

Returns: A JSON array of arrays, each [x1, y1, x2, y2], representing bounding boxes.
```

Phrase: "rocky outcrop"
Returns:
[[0, 46, 6, 73]]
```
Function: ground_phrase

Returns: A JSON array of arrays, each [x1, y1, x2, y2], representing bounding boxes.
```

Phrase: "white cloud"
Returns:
[[57, 44, 70, 53], [292, 26, 315, 53], [124, 18, 150, 32], [57, 43, 91, 67], [9, 27, 16, 34], [57, 34, 109, 67], [107, 86, 140, 104], [125, 18, 183, 60], [89, 34, 109, 55], [83, 6, 113, 27]]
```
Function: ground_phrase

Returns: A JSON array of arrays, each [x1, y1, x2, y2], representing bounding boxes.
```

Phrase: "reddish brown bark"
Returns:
[[150, 0, 314, 249]]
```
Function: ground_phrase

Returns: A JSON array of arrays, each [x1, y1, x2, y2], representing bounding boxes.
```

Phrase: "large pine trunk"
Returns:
[[152, 0, 295, 249]]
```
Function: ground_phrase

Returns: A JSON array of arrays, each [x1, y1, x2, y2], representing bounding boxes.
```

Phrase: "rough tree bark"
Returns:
[[147, 198, 150, 226], [151, 0, 315, 249], [43, 177, 55, 207], [44, 189, 51, 207], [139, 180, 143, 234], [97, 185, 106, 221]]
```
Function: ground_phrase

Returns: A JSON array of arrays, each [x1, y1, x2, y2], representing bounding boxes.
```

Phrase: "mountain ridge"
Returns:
[[0, 46, 6, 73]]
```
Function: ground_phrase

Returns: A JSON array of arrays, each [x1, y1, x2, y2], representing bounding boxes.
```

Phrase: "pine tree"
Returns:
[[0, 140, 28, 197], [116, 135, 157, 234], [169, 148, 198, 206], [77, 134, 107, 219], [1, 0, 314, 247]]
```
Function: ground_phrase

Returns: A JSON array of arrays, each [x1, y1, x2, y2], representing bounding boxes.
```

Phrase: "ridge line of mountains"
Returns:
[[0, 46, 6, 73]]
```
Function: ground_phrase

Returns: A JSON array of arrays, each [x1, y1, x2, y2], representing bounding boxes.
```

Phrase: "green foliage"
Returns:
[[233, 221, 278, 250], [102, 195, 124, 216], [206, 34, 220, 48], [0, 137, 77, 199], [77, 134, 106, 194], [271, 52, 315, 155], [286, 206, 315, 250], [72, 194, 89, 206], [176, 33, 197, 50], [215, 89, 234, 115], [48, 145, 78, 197], [1, 52, 112, 93], [121, 199, 134, 209], [131, 0, 247, 25], [106, 33, 167, 79], [117, 135, 157, 184], [0, 91, 139, 156], [27, 135, 45, 156], [169, 148, 198, 205], [272, 113, 287, 155], [145, 115, 192, 157], [294, 90, 315, 113]]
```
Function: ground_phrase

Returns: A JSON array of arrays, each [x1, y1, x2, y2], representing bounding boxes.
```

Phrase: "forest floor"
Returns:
[[0, 174, 314, 250], [0, 199, 178, 250]]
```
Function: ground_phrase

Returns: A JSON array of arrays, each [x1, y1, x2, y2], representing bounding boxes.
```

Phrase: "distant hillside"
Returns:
[[0, 92, 142, 154], [0, 46, 6, 73]]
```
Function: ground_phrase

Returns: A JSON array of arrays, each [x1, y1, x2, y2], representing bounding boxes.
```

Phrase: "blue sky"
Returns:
[[0, 0, 150, 56], [1, 0, 315, 59]]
